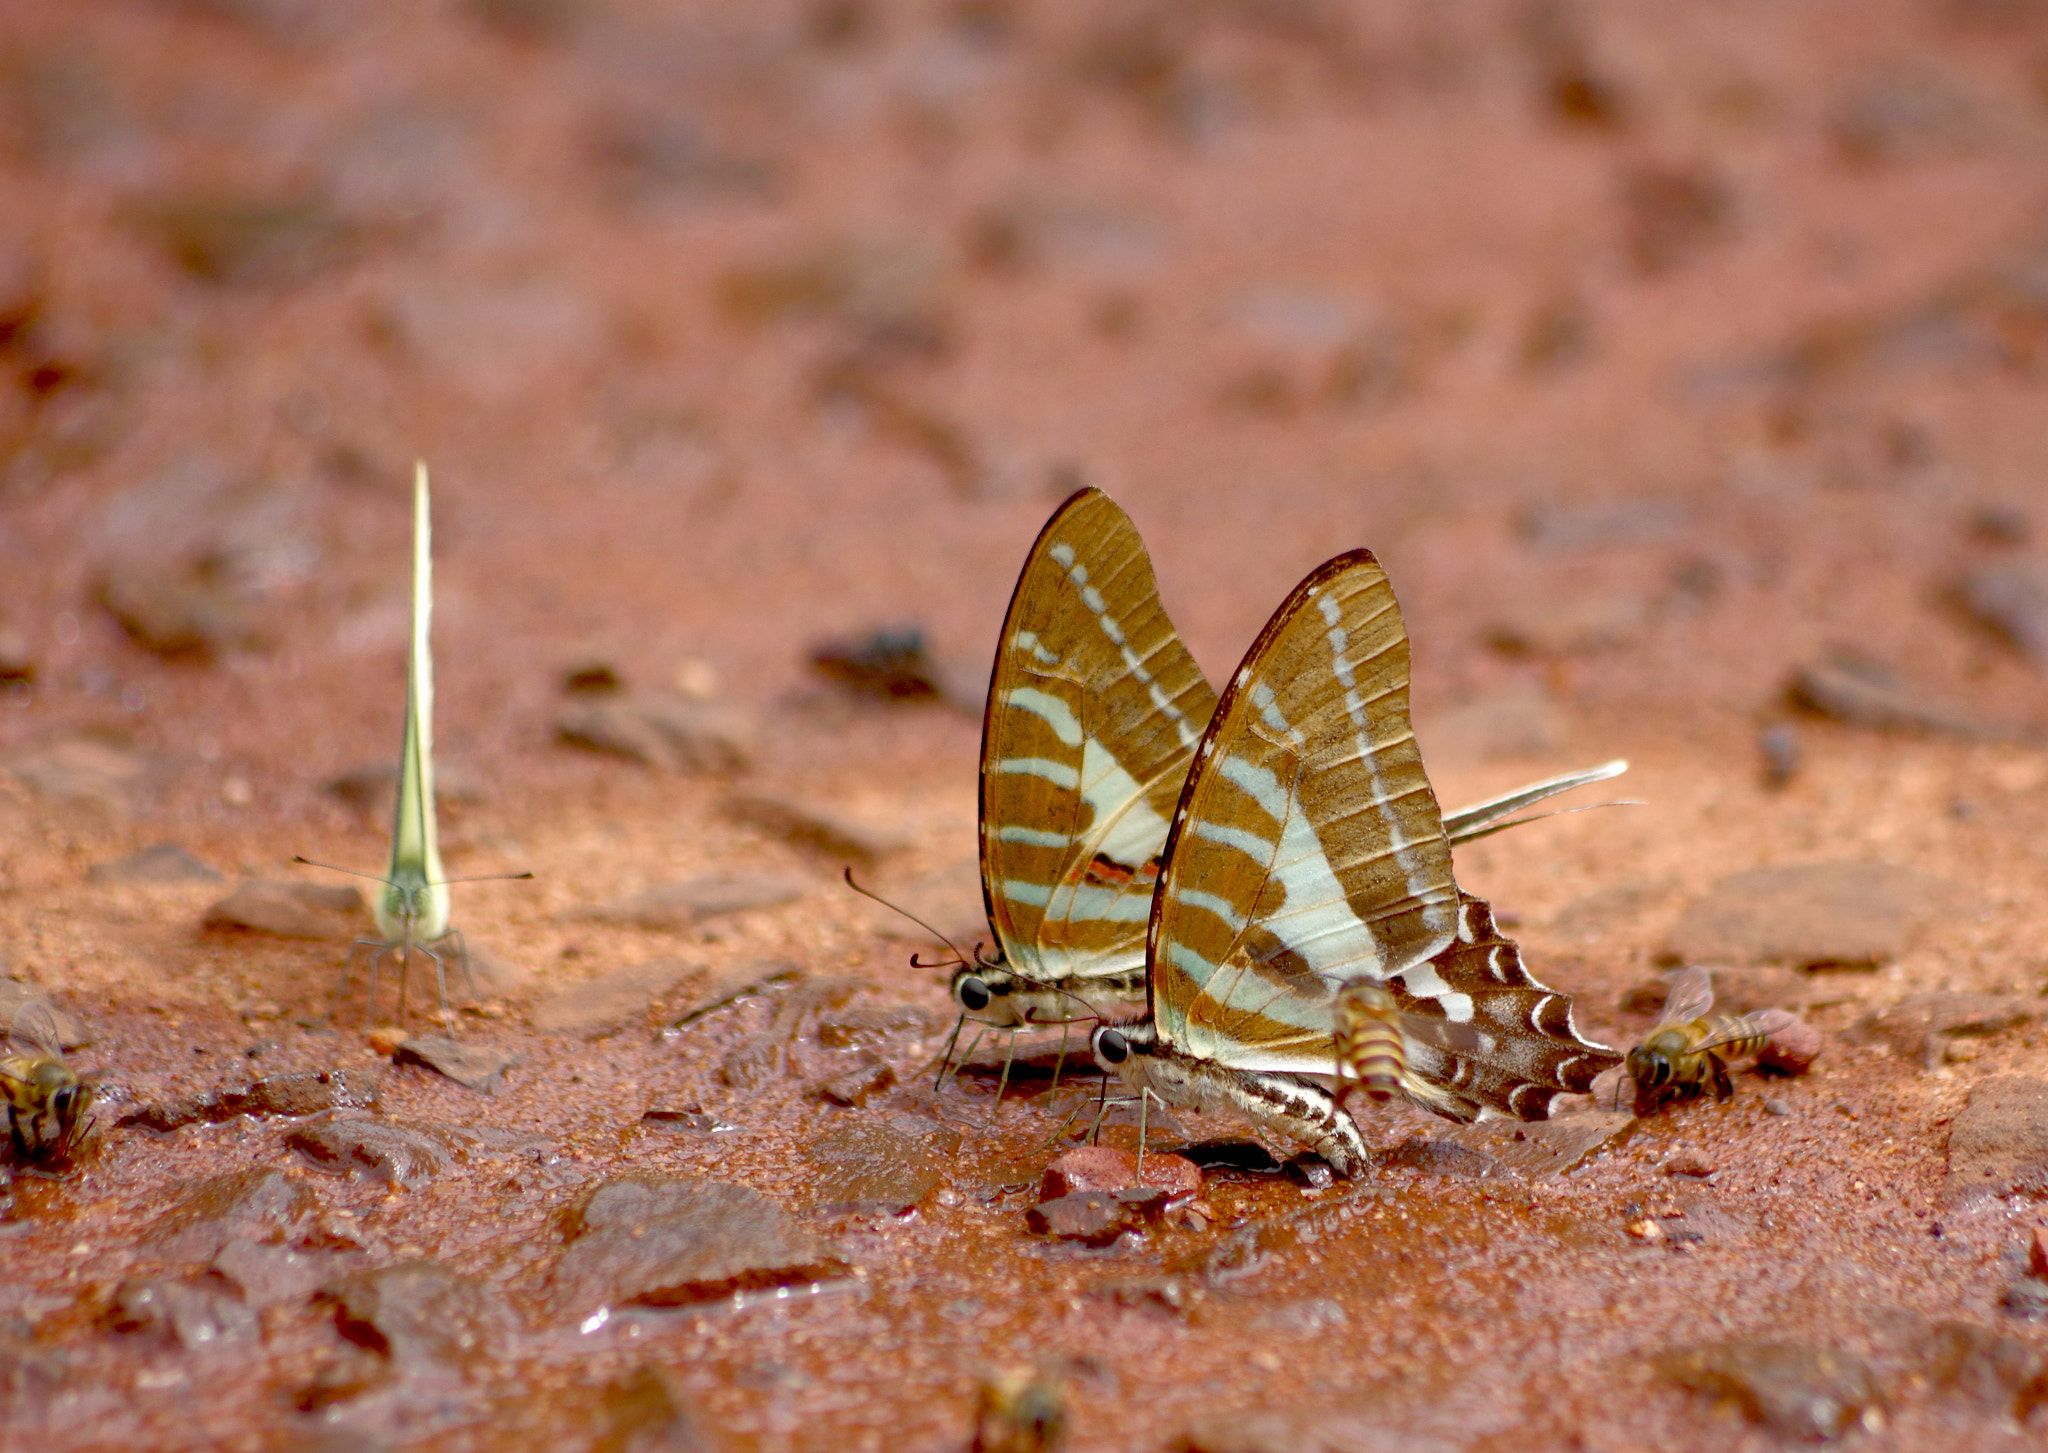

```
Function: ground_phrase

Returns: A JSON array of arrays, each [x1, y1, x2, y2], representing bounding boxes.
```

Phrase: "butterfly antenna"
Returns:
[[294, 855, 397, 889], [842, 868, 974, 967], [434, 871, 537, 886]]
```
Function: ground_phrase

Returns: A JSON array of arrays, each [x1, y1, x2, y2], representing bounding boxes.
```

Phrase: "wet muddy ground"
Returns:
[[8, 0, 2048, 1448]]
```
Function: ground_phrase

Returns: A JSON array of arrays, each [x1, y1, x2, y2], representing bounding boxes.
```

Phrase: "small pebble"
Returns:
[[2030, 1226, 2048, 1280], [1625, 1218, 1664, 1241], [1764, 1097, 1793, 1116], [1663, 1152, 1715, 1178]]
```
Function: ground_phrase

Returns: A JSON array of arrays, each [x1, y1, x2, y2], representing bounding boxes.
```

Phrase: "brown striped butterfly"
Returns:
[[1090, 547, 1621, 1176], [933, 488, 1627, 1107]]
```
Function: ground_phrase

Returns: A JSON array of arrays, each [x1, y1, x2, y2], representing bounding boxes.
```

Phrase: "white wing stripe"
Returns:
[[994, 757, 1080, 789], [1001, 878, 1054, 907], [995, 825, 1070, 848], [1001, 686, 1084, 747], [1176, 888, 1248, 934], [1191, 818, 1275, 863]]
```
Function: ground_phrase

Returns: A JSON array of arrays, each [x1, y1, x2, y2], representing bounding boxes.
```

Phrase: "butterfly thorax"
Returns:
[[952, 959, 1147, 1028], [376, 867, 450, 945]]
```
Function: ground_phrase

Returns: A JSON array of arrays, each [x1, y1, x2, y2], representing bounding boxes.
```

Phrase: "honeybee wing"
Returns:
[[6, 1000, 66, 1059], [1650, 965, 1715, 1032]]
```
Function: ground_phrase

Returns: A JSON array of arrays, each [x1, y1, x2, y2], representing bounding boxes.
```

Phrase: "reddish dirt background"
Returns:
[[7, 1, 2048, 1449]]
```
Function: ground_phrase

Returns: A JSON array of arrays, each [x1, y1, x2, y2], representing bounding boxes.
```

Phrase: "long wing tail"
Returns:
[[1442, 760, 1630, 846]]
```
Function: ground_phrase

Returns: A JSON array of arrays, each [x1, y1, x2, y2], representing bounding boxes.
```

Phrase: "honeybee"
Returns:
[[973, 1367, 1066, 1453], [1332, 981, 1483, 1121], [0, 1001, 93, 1167], [1622, 965, 1775, 1117]]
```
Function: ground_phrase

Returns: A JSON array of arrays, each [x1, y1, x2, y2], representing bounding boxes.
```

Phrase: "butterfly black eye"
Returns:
[[955, 976, 991, 1013], [1095, 1027, 1129, 1065]]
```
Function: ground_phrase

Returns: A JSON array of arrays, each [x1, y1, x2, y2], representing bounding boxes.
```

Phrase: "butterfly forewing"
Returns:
[[980, 487, 1216, 987], [1151, 551, 1462, 1073]]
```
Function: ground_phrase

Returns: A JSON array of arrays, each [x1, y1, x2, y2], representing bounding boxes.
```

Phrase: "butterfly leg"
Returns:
[[350, 938, 388, 1029], [419, 940, 454, 1032], [941, 1025, 987, 1096], [933, 1013, 968, 1092], [1087, 1072, 1112, 1146], [1038, 1098, 1090, 1150], [986, 1029, 1018, 1126], [447, 926, 481, 1006], [1136, 1088, 1150, 1186], [1048, 1022, 1070, 1098]]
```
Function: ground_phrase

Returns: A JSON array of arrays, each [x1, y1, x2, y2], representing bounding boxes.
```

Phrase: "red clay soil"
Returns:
[[6, 1, 2048, 1449]]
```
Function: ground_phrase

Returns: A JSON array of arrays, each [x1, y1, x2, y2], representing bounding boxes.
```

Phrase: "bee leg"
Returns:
[[1709, 1053, 1734, 1103], [7, 1104, 25, 1164], [349, 938, 383, 1028]]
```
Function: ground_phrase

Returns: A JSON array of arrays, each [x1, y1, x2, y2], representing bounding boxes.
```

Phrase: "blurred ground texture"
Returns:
[[7, 0, 2048, 1449]]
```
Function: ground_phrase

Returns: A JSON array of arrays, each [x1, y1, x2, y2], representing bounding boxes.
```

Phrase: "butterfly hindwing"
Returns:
[[979, 487, 1215, 993], [1151, 550, 1463, 1072], [1149, 549, 1619, 1115]]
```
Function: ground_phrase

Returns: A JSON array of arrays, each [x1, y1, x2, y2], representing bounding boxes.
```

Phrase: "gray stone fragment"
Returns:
[[566, 874, 806, 931], [1431, 1111, 1638, 1178], [1665, 861, 1952, 967], [203, 880, 370, 941], [1180, 1385, 1520, 1453], [325, 1262, 518, 1369], [557, 693, 754, 774], [150, 1168, 318, 1260], [669, 959, 802, 1027], [105, 1277, 257, 1351], [394, 1036, 513, 1092], [1923, 1321, 2046, 1417], [812, 1053, 896, 1108], [213, 1239, 346, 1309], [798, 1116, 957, 1214], [1661, 1340, 1882, 1440], [1943, 1076, 2048, 1210], [722, 793, 908, 868], [2, 732, 151, 814], [592, 1365, 727, 1453], [118, 1070, 380, 1132], [1789, 651, 1994, 738], [549, 1176, 845, 1316], [531, 959, 696, 1036], [286, 1118, 450, 1189], [1961, 557, 2048, 671], [1848, 992, 2038, 1060], [86, 843, 223, 884]]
